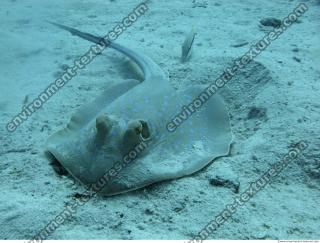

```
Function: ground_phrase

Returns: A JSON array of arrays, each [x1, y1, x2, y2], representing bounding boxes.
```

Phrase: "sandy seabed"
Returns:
[[0, 0, 319, 240]]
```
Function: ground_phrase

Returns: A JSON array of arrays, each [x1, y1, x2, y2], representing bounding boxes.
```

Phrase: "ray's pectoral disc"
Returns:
[[45, 22, 232, 196]]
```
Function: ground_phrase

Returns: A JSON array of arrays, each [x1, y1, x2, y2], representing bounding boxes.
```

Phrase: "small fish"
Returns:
[[181, 27, 197, 63], [23, 95, 29, 105]]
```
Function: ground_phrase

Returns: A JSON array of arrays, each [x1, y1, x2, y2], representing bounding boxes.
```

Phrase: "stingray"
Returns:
[[45, 22, 232, 196]]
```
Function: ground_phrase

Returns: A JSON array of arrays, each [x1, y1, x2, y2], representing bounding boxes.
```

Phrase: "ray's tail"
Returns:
[[48, 21, 165, 81]]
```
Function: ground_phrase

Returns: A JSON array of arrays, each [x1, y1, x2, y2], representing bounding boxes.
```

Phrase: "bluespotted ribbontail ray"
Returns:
[[45, 22, 232, 196]]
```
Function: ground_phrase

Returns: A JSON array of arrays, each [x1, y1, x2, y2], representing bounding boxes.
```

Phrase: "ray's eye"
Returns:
[[122, 119, 150, 154], [124, 119, 151, 146], [134, 124, 142, 135], [128, 120, 150, 140], [139, 120, 150, 140]]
